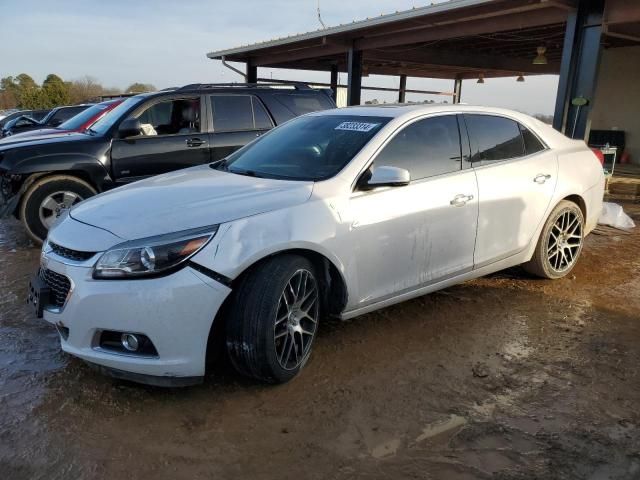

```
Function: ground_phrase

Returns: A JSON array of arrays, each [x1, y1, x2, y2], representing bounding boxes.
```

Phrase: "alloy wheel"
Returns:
[[274, 269, 319, 370], [38, 191, 83, 229], [547, 209, 582, 273]]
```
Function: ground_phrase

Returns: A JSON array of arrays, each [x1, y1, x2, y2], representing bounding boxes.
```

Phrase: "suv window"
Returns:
[[520, 125, 546, 155], [252, 97, 273, 130], [134, 97, 200, 136], [465, 114, 525, 164], [210, 95, 269, 132], [374, 115, 462, 181], [275, 93, 334, 114]]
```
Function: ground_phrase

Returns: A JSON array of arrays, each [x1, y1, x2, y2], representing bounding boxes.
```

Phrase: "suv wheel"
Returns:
[[226, 255, 320, 383], [523, 200, 584, 279], [20, 175, 97, 244]]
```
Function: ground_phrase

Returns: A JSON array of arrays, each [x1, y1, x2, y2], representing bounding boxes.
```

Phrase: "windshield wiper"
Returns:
[[228, 167, 263, 178]]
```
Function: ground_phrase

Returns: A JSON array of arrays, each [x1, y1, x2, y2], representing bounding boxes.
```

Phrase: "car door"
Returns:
[[464, 114, 558, 268], [348, 114, 479, 307], [208, 94, 273, 161], [110, 95, 209, 182]]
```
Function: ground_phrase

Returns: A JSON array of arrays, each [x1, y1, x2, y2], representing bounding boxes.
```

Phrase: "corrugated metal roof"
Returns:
[[206, 0, 497, 59]]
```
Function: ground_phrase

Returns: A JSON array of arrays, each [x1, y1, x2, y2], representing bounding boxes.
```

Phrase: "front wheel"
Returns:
[[226, 255, 320, 383], [20, 175, 97, 244], [523, 200, 585, 279]]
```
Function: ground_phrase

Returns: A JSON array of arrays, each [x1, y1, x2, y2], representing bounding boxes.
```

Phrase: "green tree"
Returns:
[[0, 76, 19, 109], [42, 74, 70, 107], [125, 82, 156, 93]]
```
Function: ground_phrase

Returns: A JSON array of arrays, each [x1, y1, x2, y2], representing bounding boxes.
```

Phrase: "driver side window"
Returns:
[[134, 97, 201, 136], [374, 115, 463, 181]]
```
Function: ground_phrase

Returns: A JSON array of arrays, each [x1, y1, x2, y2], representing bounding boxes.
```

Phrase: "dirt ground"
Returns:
[[1, 198, 639, 480]]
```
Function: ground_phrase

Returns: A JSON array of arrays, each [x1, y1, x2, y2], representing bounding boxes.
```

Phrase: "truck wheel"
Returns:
[[20, 175, 97, 244], [226, 255, 320, 383], [523, 200, 584, 279]]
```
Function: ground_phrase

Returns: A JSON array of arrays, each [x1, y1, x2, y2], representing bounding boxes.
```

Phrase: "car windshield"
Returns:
[[88, 96, 144, 135], [58, 103, 112, 130], [222, 115, 390, 181]]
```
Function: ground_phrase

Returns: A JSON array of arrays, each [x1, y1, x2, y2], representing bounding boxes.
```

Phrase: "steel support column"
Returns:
[[453, 76, 463, 104], [347, 48, 363, 106], [330, 64, 339, 102], [398, 75, 407, 103], [553, 0, 604, 139], [246, 63, 258, 83]]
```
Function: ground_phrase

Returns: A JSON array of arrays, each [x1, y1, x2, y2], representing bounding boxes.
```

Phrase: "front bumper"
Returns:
[[39, 252, 232, 384]]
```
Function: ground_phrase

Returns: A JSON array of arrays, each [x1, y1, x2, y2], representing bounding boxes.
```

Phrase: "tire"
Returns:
[[523, 200, 585, 279], [20, 175, 97, 244], [226, 254, 321, 383]]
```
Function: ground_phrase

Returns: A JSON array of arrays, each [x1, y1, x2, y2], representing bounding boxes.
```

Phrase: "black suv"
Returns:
[[0, 83, 335, 242]]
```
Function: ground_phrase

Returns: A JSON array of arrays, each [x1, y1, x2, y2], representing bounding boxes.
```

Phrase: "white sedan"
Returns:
[[30, 105, 604, 386]]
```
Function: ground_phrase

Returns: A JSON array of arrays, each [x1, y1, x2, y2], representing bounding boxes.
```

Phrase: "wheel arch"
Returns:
[[204, 247, 349, 372], [561, 193, 587, 220]]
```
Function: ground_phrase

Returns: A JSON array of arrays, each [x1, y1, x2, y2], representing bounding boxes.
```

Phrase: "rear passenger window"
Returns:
[[520, 125, 546, 155], [210, 95, 254, 131], [275, 94, 333, 114], [374, 115, 462, 181], [465, 115, 525, 163]]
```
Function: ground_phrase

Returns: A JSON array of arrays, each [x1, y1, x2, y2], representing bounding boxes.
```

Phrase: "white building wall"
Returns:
[[590, 45, 640, 165]]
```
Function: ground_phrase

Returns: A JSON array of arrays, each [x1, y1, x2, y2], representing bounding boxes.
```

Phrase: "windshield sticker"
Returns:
[[335, 122, 380, 132]]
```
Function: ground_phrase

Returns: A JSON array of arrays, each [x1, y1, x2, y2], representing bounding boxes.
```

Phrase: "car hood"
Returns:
[[0, 131, 89, 148], [69, 165, 314, 240]]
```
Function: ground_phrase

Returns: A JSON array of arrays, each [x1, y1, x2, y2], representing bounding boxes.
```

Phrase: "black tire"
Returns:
[[523, 200, 585, 279], [20, 175, 96, 244], [226, 254, 320, 384]]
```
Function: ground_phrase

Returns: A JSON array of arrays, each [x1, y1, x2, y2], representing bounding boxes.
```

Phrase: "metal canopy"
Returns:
[[207, 0, 576, 80]]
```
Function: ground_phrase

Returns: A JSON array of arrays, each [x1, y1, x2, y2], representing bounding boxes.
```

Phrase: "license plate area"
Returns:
[[28, 274, 50, 318]]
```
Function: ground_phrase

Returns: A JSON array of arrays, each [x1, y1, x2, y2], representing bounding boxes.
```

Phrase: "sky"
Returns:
[[0, 0, 559, 115]]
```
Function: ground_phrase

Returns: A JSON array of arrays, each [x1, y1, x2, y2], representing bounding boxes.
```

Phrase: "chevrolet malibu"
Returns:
[[29, 105, 604, 386]]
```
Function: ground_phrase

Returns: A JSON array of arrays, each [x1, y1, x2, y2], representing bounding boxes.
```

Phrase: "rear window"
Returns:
[[465, 114, 525, 164], [274, 93, 334, 115]]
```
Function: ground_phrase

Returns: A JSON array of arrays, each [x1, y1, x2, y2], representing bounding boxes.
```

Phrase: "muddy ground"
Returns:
[[1, 198, 639, 480]]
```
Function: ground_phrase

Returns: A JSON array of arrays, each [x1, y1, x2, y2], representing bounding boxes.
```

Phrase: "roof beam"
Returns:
[[364, 47, 560, 75], [353, 7, 569, 51]]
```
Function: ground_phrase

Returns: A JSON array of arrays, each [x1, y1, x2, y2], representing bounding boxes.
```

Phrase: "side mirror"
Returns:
[[117, 118, 142, 138], [363, 166, 410, 189]]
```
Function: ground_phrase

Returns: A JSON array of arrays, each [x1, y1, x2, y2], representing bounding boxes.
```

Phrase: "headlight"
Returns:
[[93, 226, 218, 279]]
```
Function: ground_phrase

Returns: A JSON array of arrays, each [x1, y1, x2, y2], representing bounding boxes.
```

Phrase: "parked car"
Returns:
[[27, 105, 605, 387], [0, 109, 50, 130], [1, 104, 93, 137], [0, 83, 335, 243], [1, 100, 123, 141]]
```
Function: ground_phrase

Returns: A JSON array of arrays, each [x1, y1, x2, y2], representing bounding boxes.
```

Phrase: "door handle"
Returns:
[[186, 138, 207, 147], [450, 194, 474, 207], [534, 173, 551, 184]]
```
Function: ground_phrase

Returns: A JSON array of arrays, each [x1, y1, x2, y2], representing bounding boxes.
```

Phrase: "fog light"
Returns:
[[121, 333, 139, 351]]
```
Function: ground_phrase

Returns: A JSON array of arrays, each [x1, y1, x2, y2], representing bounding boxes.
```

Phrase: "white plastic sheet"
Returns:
[[598, 202, 636, 230]]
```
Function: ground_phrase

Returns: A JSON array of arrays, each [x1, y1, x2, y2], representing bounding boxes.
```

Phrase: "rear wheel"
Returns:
[[226, 255, 320, 383], [20, 175, 96, 244], [523, 200, 584, 279]]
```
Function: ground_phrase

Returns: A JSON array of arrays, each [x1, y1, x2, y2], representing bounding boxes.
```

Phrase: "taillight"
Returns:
[[591, 148, 605, 166]]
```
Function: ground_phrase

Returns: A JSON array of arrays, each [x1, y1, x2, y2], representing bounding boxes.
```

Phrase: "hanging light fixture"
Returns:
[[517, 73, 525, 82], [477, 73, 485, 84], [533, 46, 548, 65]]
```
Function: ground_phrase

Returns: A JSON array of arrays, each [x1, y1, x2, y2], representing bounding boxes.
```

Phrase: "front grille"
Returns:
[[39, 268, 71, 308], [49, 242, 96, 262]]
